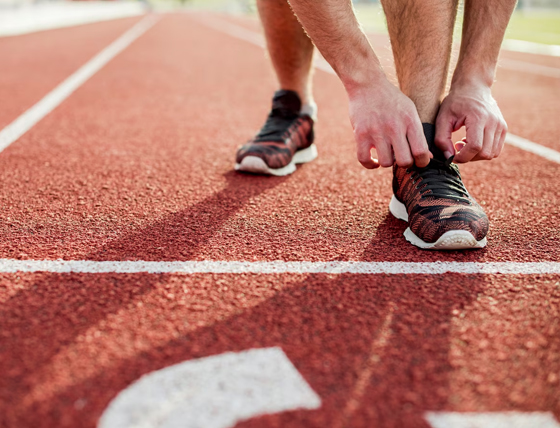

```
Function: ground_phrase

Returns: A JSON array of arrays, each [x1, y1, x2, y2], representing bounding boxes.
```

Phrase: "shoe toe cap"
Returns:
[[410, 205, 489, 244]]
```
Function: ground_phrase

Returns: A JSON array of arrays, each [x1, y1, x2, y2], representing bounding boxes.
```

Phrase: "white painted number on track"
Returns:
[[98, 347, 321, 428], [426, 411, 560, 428]]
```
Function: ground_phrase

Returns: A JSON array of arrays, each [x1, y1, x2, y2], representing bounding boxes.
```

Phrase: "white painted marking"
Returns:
[[425, 411, 560, 428], [506, 133, 560, 164], [500, 58, 560, 79], [193, 14, 334, 73], [196, 15, 560, 166], [0, 14, 160, 154], [0, 1, 147, 37], [195, 14, 265, 48], [98, 348, 321, 428], [502, 39, 560, 57], [1, 259, 560, 274]]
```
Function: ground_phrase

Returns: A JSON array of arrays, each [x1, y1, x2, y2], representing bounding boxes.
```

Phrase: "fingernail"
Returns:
[[443, 151, 453, 159]]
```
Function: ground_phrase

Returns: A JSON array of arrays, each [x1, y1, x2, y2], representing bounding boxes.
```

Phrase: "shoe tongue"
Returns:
[[271, 90, 302, 116], [422, 123, 446, 162]]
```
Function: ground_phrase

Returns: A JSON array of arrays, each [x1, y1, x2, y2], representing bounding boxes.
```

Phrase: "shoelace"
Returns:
[[407, 156, 471, 204], [256, 107, 299, 140]]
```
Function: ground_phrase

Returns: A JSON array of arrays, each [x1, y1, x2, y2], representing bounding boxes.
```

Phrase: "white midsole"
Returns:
[[235, 144, 317, 177], [389, 195, 487, 250]]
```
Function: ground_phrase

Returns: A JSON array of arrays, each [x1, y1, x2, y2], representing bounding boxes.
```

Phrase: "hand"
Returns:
[[435, 81, 507, 163], [348, 79, 431, 169]]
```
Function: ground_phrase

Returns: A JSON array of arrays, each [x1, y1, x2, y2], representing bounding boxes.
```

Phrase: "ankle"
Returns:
[[301, 100, 318, 122]]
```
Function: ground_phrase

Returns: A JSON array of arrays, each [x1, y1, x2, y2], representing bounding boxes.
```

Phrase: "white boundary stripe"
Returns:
[[0, 2, 147, 37], [499, 58, 560, 79], [502, 39, 560, 57], [425, 411, 560, 428], [506, 133, 560, 164], [0, 14, 160, 154], [195, 15, 560, 166], [1, 260, 560, 274]]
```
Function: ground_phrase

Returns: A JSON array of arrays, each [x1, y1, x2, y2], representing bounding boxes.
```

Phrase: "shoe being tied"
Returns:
[[389, 126, 489, 250], [235, 90, 317, 176]]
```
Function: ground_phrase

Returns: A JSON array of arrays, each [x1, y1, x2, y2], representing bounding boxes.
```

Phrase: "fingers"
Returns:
[[375, 139, 395, 168], [454, 122, 484, 163], [471, 124, 497, 161], [356, 140, 380, 169], [355, 123, 429, 170], [435, 111, 456, 160], [406, 120, 431, 167], [493, 122, 507, 158]]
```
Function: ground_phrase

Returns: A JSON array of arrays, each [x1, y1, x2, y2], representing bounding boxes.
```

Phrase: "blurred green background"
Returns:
[[176, 0, 560, 45], [1, 0, 558, 46]]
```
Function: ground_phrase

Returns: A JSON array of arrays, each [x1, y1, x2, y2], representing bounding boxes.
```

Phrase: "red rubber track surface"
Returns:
[[0, 17, 142, 129], [0, 13, 559, 428], [1, 273, 559, 427], [0, 15, 558, 262]]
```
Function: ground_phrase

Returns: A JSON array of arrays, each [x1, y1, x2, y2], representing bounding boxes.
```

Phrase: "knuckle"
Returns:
[[357, 151, 371, 163], [379, 159, 394, 168], [397, 158, 414, 168], [383, 119, 399, 133], [411, 147, 429, 158], [470, 140, 483, 151], [354, 128, 369, 141], [479, 150, 492, 160]]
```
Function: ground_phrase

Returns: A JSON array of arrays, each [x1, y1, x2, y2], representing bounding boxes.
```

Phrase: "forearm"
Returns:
[[453, 0, 516, 87], [286, 0, 386, 93]]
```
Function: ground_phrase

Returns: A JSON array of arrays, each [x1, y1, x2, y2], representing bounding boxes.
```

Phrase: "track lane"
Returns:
[[0, 12, 558, 428], [0, 272, 558, 427], [0, 14, 558, 263], [0, 16, 143, 130]]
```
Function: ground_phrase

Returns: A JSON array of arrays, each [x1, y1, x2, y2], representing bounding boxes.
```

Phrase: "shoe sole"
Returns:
[[389, 195, 487, 250], [235, 144, 318, 177]]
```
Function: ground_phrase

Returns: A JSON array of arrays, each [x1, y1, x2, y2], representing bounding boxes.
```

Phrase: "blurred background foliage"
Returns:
[[178, 0, 560, 45], [1, 0, 559, 45]]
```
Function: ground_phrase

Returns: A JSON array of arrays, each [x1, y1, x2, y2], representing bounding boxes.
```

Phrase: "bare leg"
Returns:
[[381, 0, 459, 123], [257, 0, 315, 109]]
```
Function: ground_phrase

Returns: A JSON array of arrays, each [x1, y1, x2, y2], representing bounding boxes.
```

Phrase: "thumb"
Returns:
[[435, 111, 456, 159]]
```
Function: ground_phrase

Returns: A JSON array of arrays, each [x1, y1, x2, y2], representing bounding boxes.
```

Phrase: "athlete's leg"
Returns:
[[235, 0, 317, 175], [380, 0, 459, 124], [257, 0, 315, 110]]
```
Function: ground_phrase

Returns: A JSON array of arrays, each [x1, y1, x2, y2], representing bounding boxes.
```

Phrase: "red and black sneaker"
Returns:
[[235, 90, 317, 176], [389, 124, 488, 250]]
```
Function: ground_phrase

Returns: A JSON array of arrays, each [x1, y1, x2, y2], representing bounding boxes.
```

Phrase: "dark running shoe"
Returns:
[[235, 90, 317, 176], [389, 124, 488, 250]]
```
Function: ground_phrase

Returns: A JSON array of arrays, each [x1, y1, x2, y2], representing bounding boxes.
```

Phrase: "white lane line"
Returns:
[[98, 348, 321, 428], [195, 14, 265, 48], [500, 58, 560, 79], [0, 1, 147, 37], [502, 39, 560, 58], [193, 14, 335, 74], [425, 411, 560, 428], [1, 260, 560, 274], [0, 14, 160, 154], [506, 134, 560, 164], [195, 15, 560, 166]]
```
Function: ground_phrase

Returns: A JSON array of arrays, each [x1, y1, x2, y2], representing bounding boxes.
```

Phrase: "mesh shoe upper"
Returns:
[[393, 131, 489, 244], [236, 90, 314, 169]]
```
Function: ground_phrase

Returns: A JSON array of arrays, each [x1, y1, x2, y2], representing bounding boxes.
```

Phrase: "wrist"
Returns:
[[451, 64, 495, 90], [341, 61, 387, 97]]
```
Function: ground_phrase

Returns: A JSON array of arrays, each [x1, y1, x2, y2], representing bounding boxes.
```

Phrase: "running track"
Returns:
[[0, 12, 559, 428]]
